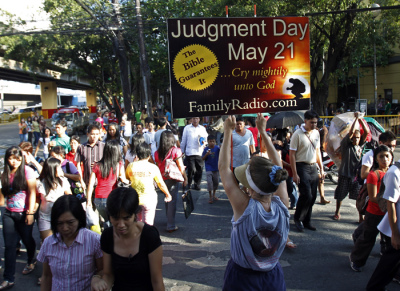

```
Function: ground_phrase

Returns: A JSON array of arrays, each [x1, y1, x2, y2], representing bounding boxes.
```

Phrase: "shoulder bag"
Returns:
[[164, 148, 184, 182]]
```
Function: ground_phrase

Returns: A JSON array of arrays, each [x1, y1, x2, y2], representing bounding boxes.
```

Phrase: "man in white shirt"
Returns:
[[232, 116, 255, 169], [360, 131, 397, 180], [181, 117, 208, 190], [290, 110, 324, 232], [366, 159, 400, 290]]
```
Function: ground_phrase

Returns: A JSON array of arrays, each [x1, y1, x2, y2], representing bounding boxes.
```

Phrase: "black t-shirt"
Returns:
[[339, 134, 365, 178], [101, 224, 162, 291]]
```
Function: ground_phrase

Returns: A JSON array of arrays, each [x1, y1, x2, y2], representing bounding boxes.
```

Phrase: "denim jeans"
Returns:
[[19, 133, 28, 143], [33, 132, 40, 146], [165, 179, 179, 230], [286, 177, 298, 208], [94, 198, 110, 228], [3, 209, 36, 282]]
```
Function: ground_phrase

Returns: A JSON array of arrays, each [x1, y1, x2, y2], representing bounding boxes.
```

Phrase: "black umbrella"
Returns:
[[266, 111, 304, 128]]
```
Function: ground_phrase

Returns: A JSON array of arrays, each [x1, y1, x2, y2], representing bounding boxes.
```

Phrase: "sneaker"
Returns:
[[349, 256, 362, 272]]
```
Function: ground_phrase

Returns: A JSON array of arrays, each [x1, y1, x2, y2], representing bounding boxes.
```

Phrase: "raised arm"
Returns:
[[256, 113, 288, 207], [256, 114, 282, 167], [218, 116, 249, 220]]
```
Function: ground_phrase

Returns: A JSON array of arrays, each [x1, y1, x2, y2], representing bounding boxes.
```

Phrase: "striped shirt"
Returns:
[[75, 141, 105, 185], [37, 228, 103, 291]]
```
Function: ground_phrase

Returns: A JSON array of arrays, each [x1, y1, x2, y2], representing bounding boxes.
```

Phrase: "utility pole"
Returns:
[[73, 0, 133, 120], [112, 0, 133, 120], [135, 0, 153, 118]]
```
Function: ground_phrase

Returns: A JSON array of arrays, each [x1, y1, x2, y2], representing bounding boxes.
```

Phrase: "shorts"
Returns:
[[334, 175, 360, 201], [223, 259, 286, 291], [206, 171, 219, 192], [38, 216, 51, 232]]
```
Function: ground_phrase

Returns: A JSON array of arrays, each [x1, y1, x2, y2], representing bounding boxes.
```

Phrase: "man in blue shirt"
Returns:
[[164, 107, 172, 122]]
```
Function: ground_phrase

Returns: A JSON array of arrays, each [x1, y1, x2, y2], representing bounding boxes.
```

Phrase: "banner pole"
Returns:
[[231, 134, 233, 172]]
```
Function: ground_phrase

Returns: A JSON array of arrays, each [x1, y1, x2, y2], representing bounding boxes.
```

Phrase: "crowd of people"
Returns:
[[0, 107, 399, 290]]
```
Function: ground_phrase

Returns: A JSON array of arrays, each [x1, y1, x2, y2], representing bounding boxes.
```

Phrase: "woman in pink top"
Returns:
[[87, 140, 129, 227], [0, 146, 37, 289], [95, 111, 104, 128], [154, 131, 187, 232]]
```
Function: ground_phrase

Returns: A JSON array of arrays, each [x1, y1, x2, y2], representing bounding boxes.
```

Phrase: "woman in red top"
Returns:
[[154, 131, 187, 232], [349, 145, 393, 271], [65, 135, 80, 167], [86, 140, 129, 227]]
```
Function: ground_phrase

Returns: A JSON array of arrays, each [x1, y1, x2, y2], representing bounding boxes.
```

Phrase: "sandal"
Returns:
[[213, 196, 219, 201], [332, 214, 341, 221], [208, 199, 213, 204], [285, 241, 297, 249], [0, 281, 14, 290], [320, 199, 331, 205], [22, 261, 36, 275]]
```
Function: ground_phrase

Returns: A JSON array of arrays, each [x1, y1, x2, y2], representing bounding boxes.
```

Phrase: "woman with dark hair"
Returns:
[[103, 122, 128, 159], [37, 195, 103, 291], [154, 131, 188, 233], [66, 135, 80, 167], [37, 157, 71, 241], [87, 140, 129, 227], [0, 146, 37, 289], [18, 117, 28, 143], [349, 145, 393, 272], [19, 141, 43, 174], [26, 116, 33, 144], [34, 127, 52, 160], [32, 116, 40, 146], [125, 134, 145, 168], [219, 114, 290, 290], [91, 187, 165, 291], [126, 142, 171, 225]]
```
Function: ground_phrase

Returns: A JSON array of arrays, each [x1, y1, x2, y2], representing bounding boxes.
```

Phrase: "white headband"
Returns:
[[245, 165, 274, 196]]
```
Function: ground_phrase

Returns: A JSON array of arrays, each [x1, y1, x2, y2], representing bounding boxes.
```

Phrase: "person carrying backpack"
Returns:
[[349, 145, 392, 272], [366, 153, 400, 290]]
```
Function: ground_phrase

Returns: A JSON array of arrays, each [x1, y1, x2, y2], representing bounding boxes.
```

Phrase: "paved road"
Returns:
[[0, 122, 399, 290]]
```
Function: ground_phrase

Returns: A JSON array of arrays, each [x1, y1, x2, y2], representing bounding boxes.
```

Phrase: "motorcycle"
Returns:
[[322, 151, 338, 184]]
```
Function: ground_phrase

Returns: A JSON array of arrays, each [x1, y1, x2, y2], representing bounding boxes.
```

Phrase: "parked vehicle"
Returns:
[[51, 107, 89, 135], [11, 103, 42, 120], [0, 111, 12, 123]]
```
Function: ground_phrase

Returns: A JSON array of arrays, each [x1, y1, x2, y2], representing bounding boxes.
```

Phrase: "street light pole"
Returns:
[[372, 3, 381, 115]]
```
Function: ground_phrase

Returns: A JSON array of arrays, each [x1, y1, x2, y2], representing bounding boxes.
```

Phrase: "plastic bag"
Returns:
[[86, 206, 99, 227], [324, 112, 366, 169]]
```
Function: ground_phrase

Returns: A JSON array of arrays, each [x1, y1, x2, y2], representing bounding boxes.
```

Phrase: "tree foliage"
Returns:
[[1, 0, 399, 116]]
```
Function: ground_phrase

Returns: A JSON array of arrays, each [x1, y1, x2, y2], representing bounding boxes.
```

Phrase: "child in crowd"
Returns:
[[202, 135, 220, 204]]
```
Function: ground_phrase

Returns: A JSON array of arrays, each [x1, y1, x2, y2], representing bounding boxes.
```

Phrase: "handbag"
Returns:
[[182, 189, 194, 219], [115, 161, 130, 188], [163, 148, 184, 182], [66, 162, 86, 202]]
